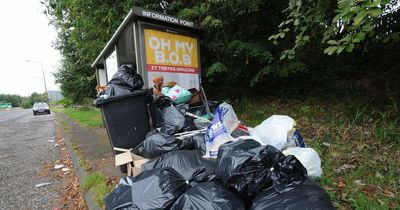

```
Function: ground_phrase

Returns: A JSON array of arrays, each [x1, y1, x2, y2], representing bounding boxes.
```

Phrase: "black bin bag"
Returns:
[[216, 139, 307, 200], [141, 150, 216, 181], [161, 105, 186, 135], [170, 182, 246, 210], [156, 96, 196, 135], [175, 104, 196, 131], [105, 168, 188, 210], [103, 64, 144, 97], [133, 131, 194, 159], [188, 133, 206, 155], [250, 178, 335, 210]]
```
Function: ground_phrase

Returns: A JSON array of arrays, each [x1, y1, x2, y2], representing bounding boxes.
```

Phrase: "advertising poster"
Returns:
[[144, 29, 200, 90]]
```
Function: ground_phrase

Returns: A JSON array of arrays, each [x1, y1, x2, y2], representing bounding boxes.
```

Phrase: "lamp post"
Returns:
[[25, 59, 49, 102]]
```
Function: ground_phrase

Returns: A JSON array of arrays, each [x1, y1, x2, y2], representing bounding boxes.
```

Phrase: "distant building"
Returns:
[[47, 90, 63, 101]]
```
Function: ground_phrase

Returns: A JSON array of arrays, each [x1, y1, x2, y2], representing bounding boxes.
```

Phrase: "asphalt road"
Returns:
[[0, 109, 61, 209]]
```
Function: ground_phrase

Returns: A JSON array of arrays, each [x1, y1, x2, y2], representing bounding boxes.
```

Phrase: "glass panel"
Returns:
[[105, 50, 118, 82], [117, 24, 136, 66]]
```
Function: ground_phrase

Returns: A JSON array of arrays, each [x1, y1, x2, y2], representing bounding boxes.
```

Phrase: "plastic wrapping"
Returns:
[[133, 132, 194, 159], [250, 178, 335, 210], [170, 182, 245, 210], [164, 85, 192, 104], [286, 129, 305, 148], [105, 168, 188, 210], [141, 150, 215, 180], [204, 102, 238, 158], [283, 147, 322, 177], [216, 140, 307, 200]]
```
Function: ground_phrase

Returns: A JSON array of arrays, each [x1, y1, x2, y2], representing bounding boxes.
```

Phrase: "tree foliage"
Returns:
[[43, 0, 400, 101], [0, 94, 23, 107], [0, 93, 47, 108], [270, 0, 400, 57]]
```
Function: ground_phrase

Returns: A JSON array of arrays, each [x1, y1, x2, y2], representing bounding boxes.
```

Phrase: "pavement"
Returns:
[[56, 112, 122, 210], [57, 113, 122, 177], [0, 109, 61, 209]]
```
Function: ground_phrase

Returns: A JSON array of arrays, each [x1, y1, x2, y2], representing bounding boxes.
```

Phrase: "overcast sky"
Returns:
[[0, 0, 61, 96]]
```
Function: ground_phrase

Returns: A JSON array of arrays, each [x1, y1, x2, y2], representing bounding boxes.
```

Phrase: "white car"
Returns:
[[32, 102, 51, 115]]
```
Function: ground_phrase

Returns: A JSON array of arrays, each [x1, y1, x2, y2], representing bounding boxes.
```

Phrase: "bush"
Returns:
[[60, 98, 74, 108]]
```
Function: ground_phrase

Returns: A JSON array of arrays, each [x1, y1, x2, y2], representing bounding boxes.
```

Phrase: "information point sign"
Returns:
[[144, 29, 200, 90]]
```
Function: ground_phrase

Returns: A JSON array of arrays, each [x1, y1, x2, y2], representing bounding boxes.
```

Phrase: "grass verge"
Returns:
[[83, 172, 116, 207], [232, 97, 399, 209], [55, 107, 102, 128]]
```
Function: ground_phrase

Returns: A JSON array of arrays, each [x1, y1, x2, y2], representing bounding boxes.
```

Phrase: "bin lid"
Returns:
[[95, 89, 148, 106]]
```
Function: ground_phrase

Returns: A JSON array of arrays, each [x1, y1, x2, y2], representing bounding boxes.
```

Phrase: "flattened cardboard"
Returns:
[[131, 167, 142, 176], [115, 151, 133, 166], [131, 153, 149, 168]]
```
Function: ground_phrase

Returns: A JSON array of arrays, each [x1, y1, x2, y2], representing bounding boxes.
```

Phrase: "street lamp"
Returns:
[[25, 59, 49, 102]]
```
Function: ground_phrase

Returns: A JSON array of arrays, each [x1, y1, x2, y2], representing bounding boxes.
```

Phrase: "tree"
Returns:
[[43, 0, 400, 100], [165, 1, 307, 89], [30, 92, 47, 104], [0, 94, 23, 107], [269, 0, 400, 57], [44, 0, 293, 98]]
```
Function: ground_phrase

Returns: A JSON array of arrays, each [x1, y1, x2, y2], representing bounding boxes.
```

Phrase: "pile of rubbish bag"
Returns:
[[98, 68, 333, 209], [104, 92, 334, 209]]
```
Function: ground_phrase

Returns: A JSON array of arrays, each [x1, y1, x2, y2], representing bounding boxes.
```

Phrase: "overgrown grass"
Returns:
[[83, 172, 116, 207], [59, 107, 102, 128], [232, 98, 399, 209], [72, 143, 91, 171]]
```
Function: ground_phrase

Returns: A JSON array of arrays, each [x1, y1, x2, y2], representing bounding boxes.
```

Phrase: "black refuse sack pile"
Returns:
[[142, 150, 216, 181], [106, 139, 335, 210], [105, 168, 188, 210], [250, 178, 334, 210], [216, 139, 307, 200], [171, 182, 245, 210], [104, 85, 334, 209]]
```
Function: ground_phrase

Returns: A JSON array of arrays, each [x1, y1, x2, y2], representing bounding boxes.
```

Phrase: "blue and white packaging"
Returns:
[[204, 103, 239, 158]]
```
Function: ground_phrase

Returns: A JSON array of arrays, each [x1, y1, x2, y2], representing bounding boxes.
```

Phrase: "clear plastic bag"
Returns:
[[204, 103, 239, 157]]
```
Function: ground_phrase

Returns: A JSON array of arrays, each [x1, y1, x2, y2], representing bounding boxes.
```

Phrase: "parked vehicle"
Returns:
[[32, 102, 50, 115]]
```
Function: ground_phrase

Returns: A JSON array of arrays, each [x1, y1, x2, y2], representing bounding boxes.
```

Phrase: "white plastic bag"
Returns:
[[204, 103, 239, 158], [282, 147, 322, 177], [249, 115, 295, 150]]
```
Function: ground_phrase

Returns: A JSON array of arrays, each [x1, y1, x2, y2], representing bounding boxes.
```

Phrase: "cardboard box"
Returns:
[[114, 149, 149, 176]]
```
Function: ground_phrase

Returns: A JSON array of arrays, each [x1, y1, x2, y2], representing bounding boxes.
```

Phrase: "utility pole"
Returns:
[[25, 60, 49, 102]]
